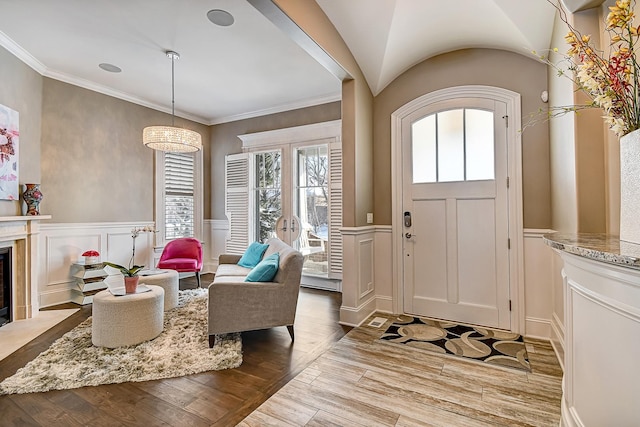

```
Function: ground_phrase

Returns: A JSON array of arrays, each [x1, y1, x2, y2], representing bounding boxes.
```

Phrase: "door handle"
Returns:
[[405, 232, 416, 239], [282, 219, 287, 231], [291, 219, 296, 232]]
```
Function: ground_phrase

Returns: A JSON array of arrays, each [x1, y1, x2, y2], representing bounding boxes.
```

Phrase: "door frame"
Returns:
[[391, 85, 525, 334]]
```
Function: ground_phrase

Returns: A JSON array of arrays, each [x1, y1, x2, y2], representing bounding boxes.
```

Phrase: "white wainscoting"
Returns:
[[38, 222, 155, 308], [374, 226, 393, 313], [340, 226, 377, 326], [204, 219, 228, 273], [557, 251, 640, 426], [523, 229, 555, 339]]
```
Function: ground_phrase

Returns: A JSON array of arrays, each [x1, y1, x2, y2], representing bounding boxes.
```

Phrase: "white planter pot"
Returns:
[[620, 129, 640, 244]]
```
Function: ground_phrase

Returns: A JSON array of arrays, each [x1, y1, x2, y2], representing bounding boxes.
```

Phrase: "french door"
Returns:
[[255, 144, 332, 279], [225, 123, 342, 290]]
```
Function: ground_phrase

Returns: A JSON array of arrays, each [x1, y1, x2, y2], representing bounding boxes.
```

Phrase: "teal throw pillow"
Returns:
[[238, 242, 269, 268], [245, 252, 280, 282]]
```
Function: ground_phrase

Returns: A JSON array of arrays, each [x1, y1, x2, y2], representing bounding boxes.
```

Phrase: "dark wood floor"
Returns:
[[0, 274, 350, 426]]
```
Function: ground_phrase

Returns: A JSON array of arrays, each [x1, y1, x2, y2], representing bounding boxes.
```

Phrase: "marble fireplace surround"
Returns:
[[0, 215, 50, 321]]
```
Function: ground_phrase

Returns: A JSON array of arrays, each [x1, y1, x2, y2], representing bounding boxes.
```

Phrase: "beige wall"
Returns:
[[273, 0, 374, 227], [209, 101, 341, 220], [0, 46, 43, 216], [41, 78, 210, 223], [549, 12, 579, 232], [548, 5, 609, 233], [373, 48, 552, 228]]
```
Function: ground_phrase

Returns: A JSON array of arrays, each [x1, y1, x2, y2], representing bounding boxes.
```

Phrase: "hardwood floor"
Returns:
[[0, 276, 563, 426], [0, 274, 350, 426], [240, 313, 563, 427]]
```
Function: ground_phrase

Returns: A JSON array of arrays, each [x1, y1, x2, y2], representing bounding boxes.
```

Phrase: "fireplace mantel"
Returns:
[[0, 215, 51, 321]]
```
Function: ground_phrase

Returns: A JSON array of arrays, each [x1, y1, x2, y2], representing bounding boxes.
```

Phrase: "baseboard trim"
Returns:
[[550, 312, 565, 371], [40, 287, 74, 309], [525, 316, 551, 340], [339, 296, 377, 327], [376, 296, 393, 313]]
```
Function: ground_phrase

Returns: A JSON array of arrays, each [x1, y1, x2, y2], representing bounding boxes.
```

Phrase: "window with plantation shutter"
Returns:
[[155, 150, 203, 246], [328, 141, 343, 278], [225, 153, 250, 254], [165, 152, 195, 240]]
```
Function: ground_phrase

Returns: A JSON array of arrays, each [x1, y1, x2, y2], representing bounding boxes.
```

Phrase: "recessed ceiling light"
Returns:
[[207, 9, 234, 26], [99, 63, 122, 73]]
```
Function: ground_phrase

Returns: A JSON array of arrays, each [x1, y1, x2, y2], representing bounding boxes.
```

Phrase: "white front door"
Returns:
[[402, 97, 511, 329]]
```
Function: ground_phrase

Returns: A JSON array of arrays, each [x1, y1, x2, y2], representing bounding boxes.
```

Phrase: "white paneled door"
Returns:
[[402, 97, 511, 329]]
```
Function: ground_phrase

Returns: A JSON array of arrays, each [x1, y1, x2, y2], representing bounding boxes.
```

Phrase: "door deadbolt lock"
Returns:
[[404, 211, 412, 227]]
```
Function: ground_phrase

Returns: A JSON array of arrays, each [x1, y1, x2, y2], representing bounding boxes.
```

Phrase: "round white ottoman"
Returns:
[[91, 285, 164, 348], [139, 270, 179, 310]]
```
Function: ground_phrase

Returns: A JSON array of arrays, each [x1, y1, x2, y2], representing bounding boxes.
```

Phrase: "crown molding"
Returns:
[[208, 92, 341, 125], [1, 30, 340, 128], [0, 30, 46, 74], [43, 69, 209, 125]]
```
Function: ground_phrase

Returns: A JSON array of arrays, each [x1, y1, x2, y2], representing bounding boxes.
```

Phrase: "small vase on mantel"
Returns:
[[22, 183, 43, 216], [619, 129, 640, 245]]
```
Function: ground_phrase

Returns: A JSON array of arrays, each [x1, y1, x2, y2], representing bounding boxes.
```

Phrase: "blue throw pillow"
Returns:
[[238, 242, 269, 268], [245, 252, 280, 282]]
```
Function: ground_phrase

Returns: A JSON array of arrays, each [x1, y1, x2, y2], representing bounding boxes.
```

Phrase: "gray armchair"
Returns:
[[208, 238, 303, 347]]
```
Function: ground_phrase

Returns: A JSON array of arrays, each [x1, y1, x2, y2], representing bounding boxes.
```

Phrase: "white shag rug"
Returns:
[[0, 288, 242, 395]]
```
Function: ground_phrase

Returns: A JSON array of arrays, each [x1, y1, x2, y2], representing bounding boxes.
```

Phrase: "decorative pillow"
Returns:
[[238, 242, 269, 268], [245, 252, 280, 282]]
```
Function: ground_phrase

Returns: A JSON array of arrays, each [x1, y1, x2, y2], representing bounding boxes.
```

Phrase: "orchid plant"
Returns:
[[530, 0, 640, 137], [104, 226, 157, 277]]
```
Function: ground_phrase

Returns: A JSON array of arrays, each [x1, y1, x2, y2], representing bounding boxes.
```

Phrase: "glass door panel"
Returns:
[[295, 146, 329, 277], [254, 151, 282, 242]]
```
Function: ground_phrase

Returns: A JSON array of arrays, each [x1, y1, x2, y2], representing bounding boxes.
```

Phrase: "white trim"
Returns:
[[391, 85, 525, 333], [0, 30, 46, 74], [210, 93, 341, 125], [0, 31, 338, 126], [551, 311, 566, 371], [340, 225, 377, 235], [238, 120, 342, 149], [524, 228, 555, 238], [524, 316, 552, 340], [339, 296, 377, 327]]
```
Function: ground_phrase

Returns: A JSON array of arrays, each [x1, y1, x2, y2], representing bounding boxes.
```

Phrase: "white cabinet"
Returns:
[[548, 242, 640, 427]]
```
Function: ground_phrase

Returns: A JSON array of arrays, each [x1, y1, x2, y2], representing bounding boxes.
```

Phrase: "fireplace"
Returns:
[[0, 247, 11, 327]]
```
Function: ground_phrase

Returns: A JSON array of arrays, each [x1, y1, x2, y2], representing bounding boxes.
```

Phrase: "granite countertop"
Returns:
[[543, 232, 640, 270]]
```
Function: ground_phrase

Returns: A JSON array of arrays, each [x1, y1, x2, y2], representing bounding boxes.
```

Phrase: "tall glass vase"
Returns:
[[620, 130, 640, 244], [22, 183, 43, 216]]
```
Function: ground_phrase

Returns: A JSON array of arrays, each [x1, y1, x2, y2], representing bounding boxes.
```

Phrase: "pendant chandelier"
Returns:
[[143, 51, 202, 152]]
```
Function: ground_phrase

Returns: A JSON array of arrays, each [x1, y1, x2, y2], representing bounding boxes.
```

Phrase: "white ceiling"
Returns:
[[0, 0, 560, 125], [317, 0, 558, 96]]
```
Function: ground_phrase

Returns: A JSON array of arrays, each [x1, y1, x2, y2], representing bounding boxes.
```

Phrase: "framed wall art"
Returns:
[[0, 104, 18, 200]]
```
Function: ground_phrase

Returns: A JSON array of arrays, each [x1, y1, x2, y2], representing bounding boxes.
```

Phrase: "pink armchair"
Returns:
[[157, 238, 203, 287]]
